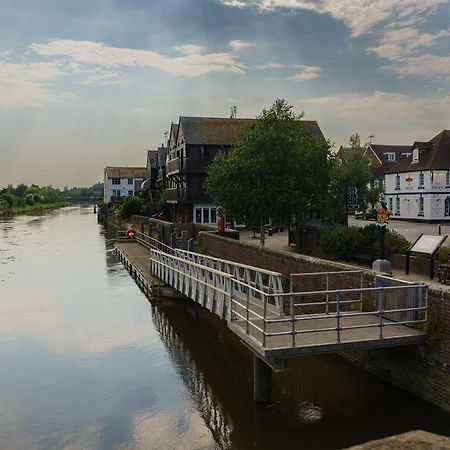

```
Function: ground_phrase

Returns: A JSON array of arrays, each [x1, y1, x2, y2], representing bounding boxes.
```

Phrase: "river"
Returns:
[[0, 206, 448, 449]]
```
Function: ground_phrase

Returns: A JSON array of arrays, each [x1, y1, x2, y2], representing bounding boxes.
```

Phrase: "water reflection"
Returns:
[[0, 206, 448, 450], [152, 303, 233, 449]]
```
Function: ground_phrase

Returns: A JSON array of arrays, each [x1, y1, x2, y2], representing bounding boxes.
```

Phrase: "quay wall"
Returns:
[[198, 231, 450, 412]]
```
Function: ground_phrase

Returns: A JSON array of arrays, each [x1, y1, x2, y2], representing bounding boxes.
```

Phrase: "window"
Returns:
[[395, 174, 400, 190], [385, 152, 395, 161], [195, 208, 202, 223], [446, 171, 450, 187], [418, 196, 424, 216], [112, 178, 120, 185], [412, 148, 419, 163], [202, 208, 210, 224], [194, 206, 216, 225], [388, 197, 393, 213], [112, 190, 120, 197], [128, 190, 133, 196], [128, 178, 133, 185], [445, 197, 450, 217], [395, 197, 400, 215], [419, 172, 424, 188]]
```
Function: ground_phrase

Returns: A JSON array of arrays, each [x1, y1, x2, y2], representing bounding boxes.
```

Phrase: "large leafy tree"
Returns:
[[206, 99, 331, 244], [326, 133, 373, 224]]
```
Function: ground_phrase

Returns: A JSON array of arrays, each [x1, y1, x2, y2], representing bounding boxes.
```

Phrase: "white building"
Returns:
[[385, 130, 450, 222], [103, 166, 148, 203]]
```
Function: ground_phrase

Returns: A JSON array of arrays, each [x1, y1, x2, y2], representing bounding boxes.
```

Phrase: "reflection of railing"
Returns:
[[151, 306, 233, 449]]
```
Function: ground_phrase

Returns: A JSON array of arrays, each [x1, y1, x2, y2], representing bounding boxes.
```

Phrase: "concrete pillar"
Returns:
[[253, 356, 272, 402]]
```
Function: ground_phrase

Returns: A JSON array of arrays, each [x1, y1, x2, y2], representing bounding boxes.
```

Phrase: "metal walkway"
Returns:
[[115, 231, 426, 363]]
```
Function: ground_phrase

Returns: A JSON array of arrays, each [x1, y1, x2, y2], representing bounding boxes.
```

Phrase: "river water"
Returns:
[[0, 206, 448, 450]]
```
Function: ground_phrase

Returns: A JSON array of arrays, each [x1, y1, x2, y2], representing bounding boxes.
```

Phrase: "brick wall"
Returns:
[[198, 231, 450, 411]]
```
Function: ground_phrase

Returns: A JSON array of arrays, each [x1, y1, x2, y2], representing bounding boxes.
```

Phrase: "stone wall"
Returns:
[[198, 231, 450, 411]]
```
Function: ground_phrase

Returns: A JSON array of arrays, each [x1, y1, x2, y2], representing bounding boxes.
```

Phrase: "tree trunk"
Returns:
[[260, 223, 265, 246]]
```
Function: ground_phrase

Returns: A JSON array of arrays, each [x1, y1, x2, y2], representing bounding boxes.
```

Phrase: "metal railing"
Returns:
[[229, 282, 427, 350]]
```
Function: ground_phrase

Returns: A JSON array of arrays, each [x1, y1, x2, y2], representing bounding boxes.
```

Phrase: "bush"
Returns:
[[384, 229, 409, 257], [120, 196, 144, 219], [436, 245, 450, 263], [320, 226, 364, 259], [0, 193, 17, 209], [320, 224, 409, 260]]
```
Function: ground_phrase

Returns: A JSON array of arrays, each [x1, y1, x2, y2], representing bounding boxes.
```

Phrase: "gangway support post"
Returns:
[[253, 356, 272, 403]]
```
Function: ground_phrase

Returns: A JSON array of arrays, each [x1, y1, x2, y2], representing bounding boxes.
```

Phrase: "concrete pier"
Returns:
[[253, 357, 272, 403]]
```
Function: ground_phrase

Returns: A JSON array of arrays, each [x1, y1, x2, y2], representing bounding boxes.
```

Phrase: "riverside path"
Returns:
[[114, 231, 426, 402]]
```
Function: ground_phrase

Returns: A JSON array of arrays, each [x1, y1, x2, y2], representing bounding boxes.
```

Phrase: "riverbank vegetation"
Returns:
[[0, 183, 103, 216]]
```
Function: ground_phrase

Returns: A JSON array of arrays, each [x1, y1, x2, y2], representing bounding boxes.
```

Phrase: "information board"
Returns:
[[410, 235, 447, 255]]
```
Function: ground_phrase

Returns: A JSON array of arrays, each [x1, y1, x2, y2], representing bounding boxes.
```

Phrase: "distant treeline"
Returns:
[[0, 183, 103, 215]]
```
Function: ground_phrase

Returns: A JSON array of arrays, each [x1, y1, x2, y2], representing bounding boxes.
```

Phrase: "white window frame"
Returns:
[[112, 178, 120, 185]]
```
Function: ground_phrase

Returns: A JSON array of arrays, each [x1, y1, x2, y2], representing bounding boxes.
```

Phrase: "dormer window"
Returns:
[[412, 148, 419, 163], [385, 152, 395, 161]]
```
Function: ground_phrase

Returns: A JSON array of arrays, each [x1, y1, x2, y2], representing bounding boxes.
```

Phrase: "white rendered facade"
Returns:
[[385, 169, 450, 222], [103, 167, 147, 203]]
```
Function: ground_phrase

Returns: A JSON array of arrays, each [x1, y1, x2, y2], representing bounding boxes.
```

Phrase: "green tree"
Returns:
[[326, 133, 372, 224], [120, 195, 144, 219], [206, 99, 331, 245]]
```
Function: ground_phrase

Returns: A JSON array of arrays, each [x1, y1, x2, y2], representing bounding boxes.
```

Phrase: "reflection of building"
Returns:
[[103, 166, 148, 203], [385, 130, 450, 222]]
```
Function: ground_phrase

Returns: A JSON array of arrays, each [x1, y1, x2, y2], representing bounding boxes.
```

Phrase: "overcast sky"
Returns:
[[1, 0, 449, 187]]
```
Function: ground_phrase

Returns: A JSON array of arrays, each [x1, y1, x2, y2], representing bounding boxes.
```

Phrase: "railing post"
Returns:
[[336, 291, 341, 343], [290, 292, 295, 347], [230, 280, 235, 322], [246, 288, 250, 334], [359, 272, 363, 311], [326, 273, 330, 314], [263, 294, 267, 348], [379, 287, 384, 339]]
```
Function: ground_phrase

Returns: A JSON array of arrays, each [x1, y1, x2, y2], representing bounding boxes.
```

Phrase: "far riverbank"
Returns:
[[0, 201, 72, 217]]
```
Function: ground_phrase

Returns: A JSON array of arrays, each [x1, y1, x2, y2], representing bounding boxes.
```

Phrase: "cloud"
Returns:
[[173, 44, 205, 55], [368, 27, 449, 59], [77, 70, 127, 86], [0, 60, 73, 108], [304, 90, 450, 123], [367, 27, 450, 78], [288, 64, 320, 80], [254, 63, 284, 69], [229, 39, 253, 51], [31, 39, 246, 77], [219, 0, 248, 8], [220, 0, 447, 37]]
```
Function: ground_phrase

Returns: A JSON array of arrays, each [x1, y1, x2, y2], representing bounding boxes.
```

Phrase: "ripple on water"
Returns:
[[297, 401, 323, 424]]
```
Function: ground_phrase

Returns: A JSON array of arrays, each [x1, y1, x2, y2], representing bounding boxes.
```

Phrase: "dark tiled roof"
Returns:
[[105, 167, 148, 178], [368, 144, 412, 165], [147, 150, 158, 169], [386, 130, 450, 174], [177, 117, 325, 146], [157, 146, 167, 167]]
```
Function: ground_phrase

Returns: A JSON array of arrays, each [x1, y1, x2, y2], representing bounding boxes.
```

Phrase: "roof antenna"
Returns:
[[230, 106, 237, 119]]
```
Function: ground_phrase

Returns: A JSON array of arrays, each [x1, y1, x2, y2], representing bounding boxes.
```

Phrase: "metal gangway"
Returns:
[[146, 240, 426, 361]]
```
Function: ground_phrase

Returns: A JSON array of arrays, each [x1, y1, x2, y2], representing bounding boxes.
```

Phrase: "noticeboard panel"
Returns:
[[410, 235, 447, 255]]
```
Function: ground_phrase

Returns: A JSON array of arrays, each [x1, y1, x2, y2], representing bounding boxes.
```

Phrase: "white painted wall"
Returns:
[[385, 170, 450, 221], [104, 176, 138, 203]]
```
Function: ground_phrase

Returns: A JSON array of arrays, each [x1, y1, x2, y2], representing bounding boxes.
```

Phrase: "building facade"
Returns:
[[385, 130, 450, 222], [103, 166, 148, 203], [164, 116, 325, 226]]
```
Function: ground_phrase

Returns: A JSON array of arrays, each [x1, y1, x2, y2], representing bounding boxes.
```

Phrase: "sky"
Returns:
[[0, 0, 449, 187]]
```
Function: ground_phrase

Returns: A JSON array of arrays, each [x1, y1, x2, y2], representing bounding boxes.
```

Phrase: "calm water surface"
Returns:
[[0, 206, 448, 449]]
